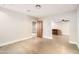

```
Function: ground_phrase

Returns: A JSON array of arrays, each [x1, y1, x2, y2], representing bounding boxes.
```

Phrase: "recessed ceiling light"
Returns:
[[35, 5, 41, 9]]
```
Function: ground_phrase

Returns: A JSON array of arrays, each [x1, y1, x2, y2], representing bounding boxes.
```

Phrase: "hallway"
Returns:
[[0, 36, 79, 54]]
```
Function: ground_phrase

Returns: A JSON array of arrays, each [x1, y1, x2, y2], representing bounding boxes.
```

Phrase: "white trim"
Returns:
[[0, 36, 34, 47], [69, 40, 77, 44], [43, 36, 52, 39], [43, 36, 79, 48], [69, 40, 79, 48]]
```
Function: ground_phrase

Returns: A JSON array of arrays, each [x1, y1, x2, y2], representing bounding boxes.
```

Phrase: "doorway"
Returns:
[[32, 21, 37, 36]]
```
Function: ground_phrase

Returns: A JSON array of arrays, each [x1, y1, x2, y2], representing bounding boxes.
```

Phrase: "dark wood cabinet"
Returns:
[[52, 29, 62, 35]]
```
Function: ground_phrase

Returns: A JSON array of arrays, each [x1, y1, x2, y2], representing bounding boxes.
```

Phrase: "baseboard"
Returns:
[[0, 36, 34, 47], [69, 40, 79, 48], [43, 36, 52, 39], [43, 36, 79, 48], [76, 43, 79, 48]]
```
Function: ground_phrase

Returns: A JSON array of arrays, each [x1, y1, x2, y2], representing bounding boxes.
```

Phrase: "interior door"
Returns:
[[37, 21, 43, 38]]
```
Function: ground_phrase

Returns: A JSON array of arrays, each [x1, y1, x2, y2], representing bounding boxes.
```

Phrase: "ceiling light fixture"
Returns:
[[35, 5, 41, 9]]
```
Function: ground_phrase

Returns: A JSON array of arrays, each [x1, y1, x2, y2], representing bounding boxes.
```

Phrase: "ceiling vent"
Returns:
[[61, 19, 70, 22], [56, 19, 70, 23]]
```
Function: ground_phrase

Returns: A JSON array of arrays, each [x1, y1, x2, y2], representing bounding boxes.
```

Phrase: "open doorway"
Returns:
[[32, 21, 37, 36]]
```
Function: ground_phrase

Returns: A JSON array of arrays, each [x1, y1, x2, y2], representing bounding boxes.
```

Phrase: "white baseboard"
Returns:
[[0, 36, 34, 47], [43, 36, 52, 39], [43, 36, 79, 48], [69, 40, 79, 48], [1, 35, 79, 48]]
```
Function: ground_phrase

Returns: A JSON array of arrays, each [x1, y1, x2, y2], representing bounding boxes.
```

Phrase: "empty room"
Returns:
[[0, 4, 79, 54]]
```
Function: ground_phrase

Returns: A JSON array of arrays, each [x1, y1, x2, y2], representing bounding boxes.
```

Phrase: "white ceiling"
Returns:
[[0, 4, 78, 17]]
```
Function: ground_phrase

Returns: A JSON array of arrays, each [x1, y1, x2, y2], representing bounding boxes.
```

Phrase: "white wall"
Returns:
[[77, 8, 79, 47], [51, 11, 77, 42], [0, 7, 33, 45], [51, 20, 70, 35], [43, 18, 52, 39], [43, 10, 77, 43]]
